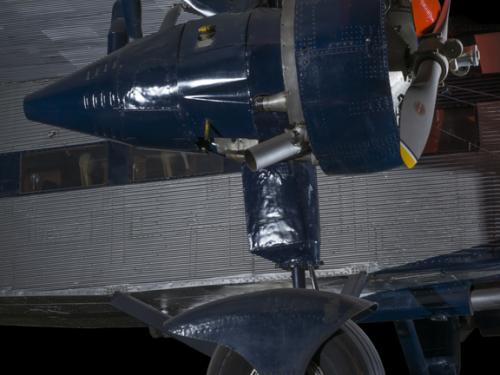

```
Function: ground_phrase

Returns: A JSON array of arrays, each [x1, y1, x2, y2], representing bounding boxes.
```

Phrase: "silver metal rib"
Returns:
[[280, 0, 305, 125]]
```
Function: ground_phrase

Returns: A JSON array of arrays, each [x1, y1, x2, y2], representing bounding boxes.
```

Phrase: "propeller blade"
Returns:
[[399, 1, 452, 168], [160, 4, 182, 32], [121, 0, 143, 40], [399, 59, 443, 168]]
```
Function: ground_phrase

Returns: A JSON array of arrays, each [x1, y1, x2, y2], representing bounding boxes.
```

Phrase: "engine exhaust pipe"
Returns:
[[471, 287, 500, 312], [245, 127, 307, 171], [254, 92, 288, 112]]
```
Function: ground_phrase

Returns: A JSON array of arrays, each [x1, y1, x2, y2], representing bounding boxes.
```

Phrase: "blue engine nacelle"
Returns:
[[25, 9, 287, 151], [24, 0, 409, 175]]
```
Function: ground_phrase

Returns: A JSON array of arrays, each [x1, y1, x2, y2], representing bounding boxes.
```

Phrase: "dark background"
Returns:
[[1, 322, 499, 373], [1, 0, 499, 373]]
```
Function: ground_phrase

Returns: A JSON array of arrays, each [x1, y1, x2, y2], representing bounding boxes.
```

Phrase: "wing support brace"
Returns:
[[107, 0, 143, 54], [111, 289, 376, 375]]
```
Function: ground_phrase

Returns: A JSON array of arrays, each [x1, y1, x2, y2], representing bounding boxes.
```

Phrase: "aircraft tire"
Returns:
[[206, 319, 385, 375]]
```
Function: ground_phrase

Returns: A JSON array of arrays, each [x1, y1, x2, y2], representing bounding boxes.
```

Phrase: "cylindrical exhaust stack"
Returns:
[[253, 92, 288, 113], [471, 287, 500, 312], [245, 127, 307, 171]]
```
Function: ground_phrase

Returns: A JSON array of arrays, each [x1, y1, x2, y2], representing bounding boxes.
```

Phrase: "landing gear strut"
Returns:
[[206, 161, 384, 374]]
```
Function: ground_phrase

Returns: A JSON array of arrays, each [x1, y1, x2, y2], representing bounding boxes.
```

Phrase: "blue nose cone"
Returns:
[[24, 60, 117, 136]]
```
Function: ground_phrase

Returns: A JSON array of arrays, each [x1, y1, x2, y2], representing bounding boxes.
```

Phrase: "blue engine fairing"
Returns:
[[25, 0, 404, 174], [242, 161, 321, 269], [24, 9, 286, 151], [295, 0, 402, 173]]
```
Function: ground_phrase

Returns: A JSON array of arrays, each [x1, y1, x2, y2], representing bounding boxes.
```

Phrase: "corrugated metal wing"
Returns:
[[1, 103, 499, 293]]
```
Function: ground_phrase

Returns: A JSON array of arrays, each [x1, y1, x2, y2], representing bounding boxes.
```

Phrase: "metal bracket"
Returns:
[[394, 320, 430, 375], [341, 271, 368, 297], [395, 318, 461, 375], [110, 292, 216, 356], [111, 292, 169, 331], [308, 265, 319, 291]]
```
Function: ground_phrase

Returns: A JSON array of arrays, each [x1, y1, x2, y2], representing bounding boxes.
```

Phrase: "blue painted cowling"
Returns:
[[24, 0, 401, 174], [295, 0, 401, 174], [24, 8, 288, 150]]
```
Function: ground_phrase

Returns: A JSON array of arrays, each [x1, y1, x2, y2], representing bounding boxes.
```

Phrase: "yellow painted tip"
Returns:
[[400, 143, 417, 169]]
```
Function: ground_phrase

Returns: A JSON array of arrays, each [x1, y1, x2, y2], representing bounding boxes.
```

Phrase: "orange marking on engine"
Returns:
[[412, 0, 441, 37]]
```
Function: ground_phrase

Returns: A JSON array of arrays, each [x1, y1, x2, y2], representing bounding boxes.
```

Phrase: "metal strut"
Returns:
[[110, 160, 379, 375], [292, 265, 306, 289]]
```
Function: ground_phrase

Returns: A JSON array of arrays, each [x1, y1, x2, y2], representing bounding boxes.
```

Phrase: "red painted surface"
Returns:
[[475, 33, 500, 74], [412, 0, 441, 36]]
